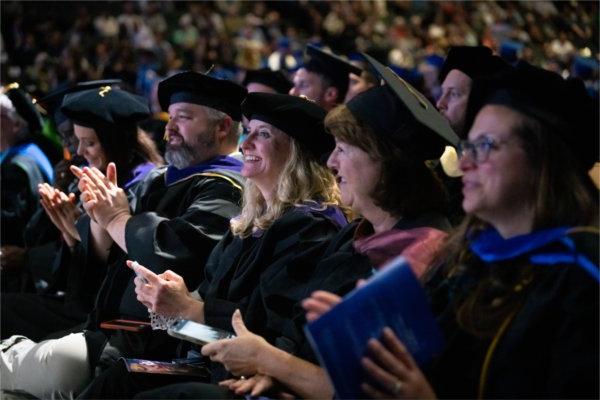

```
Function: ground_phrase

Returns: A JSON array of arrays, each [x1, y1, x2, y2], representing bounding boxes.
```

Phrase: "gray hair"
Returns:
[[202, 105, 241, 146], [0, 93, 28, 139]]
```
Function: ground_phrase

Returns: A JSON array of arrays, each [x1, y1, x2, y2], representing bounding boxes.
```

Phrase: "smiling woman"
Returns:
[[240, 120, 292, 198]]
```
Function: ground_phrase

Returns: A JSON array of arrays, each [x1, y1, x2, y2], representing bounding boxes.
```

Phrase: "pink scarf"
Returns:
[[352, 222, 447, 277]]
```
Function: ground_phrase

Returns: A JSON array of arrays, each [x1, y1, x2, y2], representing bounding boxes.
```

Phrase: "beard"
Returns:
[[164, 131, 217, 169], [165, 142, 197, 169]]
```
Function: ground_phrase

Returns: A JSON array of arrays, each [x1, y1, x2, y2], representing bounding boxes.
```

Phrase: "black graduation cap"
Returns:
[[2, 83, 43, 134], [38, 80, 122, 125], [345, 54, 459, 161], [157, 71, 247, 121], [242, 68, 292, 94], [466, 61, 599, 172], [304, 45, 363, 97], [439, 46, 510, 83], [60, 86, 150, 128], [241, 92, 334, 162]]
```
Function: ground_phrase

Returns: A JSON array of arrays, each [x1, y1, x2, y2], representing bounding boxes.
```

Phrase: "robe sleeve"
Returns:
[[124, 176, 241, 288]]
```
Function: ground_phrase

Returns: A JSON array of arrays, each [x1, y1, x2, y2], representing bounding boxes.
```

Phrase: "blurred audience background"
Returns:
[[1, 0, 598, 111]]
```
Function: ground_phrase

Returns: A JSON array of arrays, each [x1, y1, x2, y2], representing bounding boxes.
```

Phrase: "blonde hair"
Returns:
[[231, 139, 340, 237]]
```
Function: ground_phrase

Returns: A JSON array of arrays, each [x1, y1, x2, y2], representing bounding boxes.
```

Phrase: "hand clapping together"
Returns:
[[70, 163, 130, 230], [38, 182, 82, 248]]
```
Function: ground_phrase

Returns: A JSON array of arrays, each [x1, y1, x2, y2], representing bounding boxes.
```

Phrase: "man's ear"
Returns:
[[323, 86, 340, 106], [215, 116, 233, 142]]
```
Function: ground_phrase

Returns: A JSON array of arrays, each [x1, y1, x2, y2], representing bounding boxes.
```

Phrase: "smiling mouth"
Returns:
[[244, 155, 261, 162]]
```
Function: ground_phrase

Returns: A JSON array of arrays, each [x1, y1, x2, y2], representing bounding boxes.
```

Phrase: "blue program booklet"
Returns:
[[305, 256, 445, 399]]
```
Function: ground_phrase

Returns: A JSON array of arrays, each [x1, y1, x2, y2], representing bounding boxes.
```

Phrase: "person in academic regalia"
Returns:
[[0, 86, 53, 250], [0, 85, 56, 293], [354, 63, 599, 399], [343, 55, 378, 103], [435, 46, 512, 225], [436, 46, 510, 140], [1, 80, 124, 293], [1, 86, 163, 341], [289, 44, 362, 110], [75, 92, 350, 399], [0, 71, 246, 399], [129, 55, 460, 400], [242, 68, 292, 94]]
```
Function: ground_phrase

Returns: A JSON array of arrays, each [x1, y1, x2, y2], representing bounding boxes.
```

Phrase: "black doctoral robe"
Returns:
[[425, 229, 599, 399], [83, 167, 244, 365], [82, 211, 453, 399], [1, 167, 163, 341], [199, 205, 350, 369]]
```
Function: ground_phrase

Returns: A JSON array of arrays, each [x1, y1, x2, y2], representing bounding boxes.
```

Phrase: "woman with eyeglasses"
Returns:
[[348, 62, 599, 399]]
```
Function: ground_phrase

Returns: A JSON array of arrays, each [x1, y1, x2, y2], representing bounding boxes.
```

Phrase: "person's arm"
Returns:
[[257, 344, 334, 399], [123, 173, 241, 290], [88, 219, 113, 263]]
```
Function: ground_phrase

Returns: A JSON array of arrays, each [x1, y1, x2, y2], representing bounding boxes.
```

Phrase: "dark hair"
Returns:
[[94, 122, 163, 186], [314, 72, 345, 104], [430, 107, 598, 338], [325, 105, 447, 218]]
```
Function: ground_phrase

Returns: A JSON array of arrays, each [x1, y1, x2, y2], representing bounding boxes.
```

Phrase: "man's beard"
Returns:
[[164, 133, 216, 169], [165, 142, 197, 169]]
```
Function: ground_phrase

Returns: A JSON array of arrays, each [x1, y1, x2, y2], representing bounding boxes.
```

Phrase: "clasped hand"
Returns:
[[70, 163, 130, 229]]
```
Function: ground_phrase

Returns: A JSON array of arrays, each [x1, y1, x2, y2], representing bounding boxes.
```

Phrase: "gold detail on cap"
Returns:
[[98, 86, 112, 97], [1, 82, 20, 94]]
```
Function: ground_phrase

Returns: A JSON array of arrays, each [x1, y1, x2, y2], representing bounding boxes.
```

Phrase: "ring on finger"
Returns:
[[392, 380, 403, 395]]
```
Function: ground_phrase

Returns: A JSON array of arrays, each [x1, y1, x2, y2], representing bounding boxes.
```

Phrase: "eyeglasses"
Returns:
[[457, 136, 512, 164]]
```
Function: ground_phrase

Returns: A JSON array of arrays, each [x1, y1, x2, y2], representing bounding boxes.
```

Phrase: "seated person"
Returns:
[[76, 92, 354, 399], [1, 86, 54, 292], [0, 72, 247, 399], [130, 55, 460, 399], [1, 86, 163, 341], [313, 62, 599, 398]]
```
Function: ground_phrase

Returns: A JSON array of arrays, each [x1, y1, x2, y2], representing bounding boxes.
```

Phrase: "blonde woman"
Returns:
[[77, 92, 351, 398]]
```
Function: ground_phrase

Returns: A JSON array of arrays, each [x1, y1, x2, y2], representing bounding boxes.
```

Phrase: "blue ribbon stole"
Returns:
[[469, 226, 600, 283]]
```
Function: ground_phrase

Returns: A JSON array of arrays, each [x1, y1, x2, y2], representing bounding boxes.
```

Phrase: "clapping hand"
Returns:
[[38, 183, 82, 247], [70, 163, 130, 229]]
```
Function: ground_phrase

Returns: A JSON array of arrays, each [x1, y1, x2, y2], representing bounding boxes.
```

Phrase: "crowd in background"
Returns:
[[2, 0, 598, 112]]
